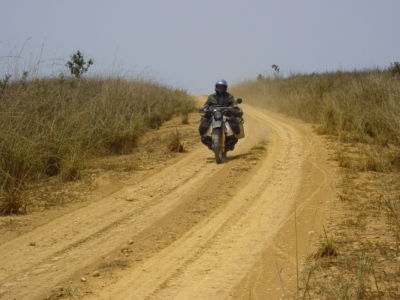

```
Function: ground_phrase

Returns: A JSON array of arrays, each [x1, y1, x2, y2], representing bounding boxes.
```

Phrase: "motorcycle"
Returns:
[[199, 99, 244, 164]]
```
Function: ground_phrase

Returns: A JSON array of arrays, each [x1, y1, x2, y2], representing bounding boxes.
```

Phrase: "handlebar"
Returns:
[[198, 106, 231, 113]]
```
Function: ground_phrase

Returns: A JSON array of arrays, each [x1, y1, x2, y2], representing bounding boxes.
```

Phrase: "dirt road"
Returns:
[[0, 103, 336, 300]]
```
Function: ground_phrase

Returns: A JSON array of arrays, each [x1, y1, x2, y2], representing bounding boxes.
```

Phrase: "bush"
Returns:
[[0, 74, 11, 96], [389, 61, 400, 76], [66, 50, 93, 79], [168, 129, 185, 152]]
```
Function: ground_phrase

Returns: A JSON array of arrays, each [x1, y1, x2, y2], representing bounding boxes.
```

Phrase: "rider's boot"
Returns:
[[201, 136, 212, 149], [225, 135, 238, 151]]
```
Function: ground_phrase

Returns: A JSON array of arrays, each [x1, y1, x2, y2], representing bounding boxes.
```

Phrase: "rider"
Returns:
[[199, 79, 242, 150]]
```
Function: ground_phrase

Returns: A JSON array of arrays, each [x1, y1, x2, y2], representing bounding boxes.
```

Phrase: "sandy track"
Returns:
[[0, 104, 336, 300]]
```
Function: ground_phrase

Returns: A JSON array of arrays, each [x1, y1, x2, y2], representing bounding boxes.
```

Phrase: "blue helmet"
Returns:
[[215, 79, 228, 94]]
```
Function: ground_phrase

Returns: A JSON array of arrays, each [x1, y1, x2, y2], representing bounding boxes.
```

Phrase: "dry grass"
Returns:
[[298, 169, 400, 298], [232, 69, 400, 298], [232, 70, 400, 147], [313, 227, 338, 259], [167, 129, 185, 153], [181, 113, 189, 125], [98, 258, 129, 270], [0, 77, 194, 214]]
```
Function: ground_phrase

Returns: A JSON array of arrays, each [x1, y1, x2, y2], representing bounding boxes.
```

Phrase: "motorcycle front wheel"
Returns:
[[212, 128, 224, 164]]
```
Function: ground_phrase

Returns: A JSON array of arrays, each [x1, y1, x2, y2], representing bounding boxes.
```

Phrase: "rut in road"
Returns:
[[0, 103, 336, 300]]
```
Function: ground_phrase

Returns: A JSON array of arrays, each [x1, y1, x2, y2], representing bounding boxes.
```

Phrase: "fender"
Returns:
[[212, 120, 222, 128]]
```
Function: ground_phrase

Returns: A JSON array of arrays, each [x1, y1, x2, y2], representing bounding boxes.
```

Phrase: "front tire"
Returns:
[[212, 128, 224, 164]]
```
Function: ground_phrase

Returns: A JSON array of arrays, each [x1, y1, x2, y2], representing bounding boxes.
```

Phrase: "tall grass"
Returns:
[[0, 77, 194, 214], [232, 70, 400, 146]]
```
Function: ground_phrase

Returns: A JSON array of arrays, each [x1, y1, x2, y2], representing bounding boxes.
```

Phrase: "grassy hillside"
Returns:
[[233, 70, 400, 147], [232, 70, 400, 298], [0, 77, 194, 214]]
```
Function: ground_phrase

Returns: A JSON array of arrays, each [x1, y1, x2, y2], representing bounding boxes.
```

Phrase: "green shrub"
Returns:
[[389, 61, 400, 76], [66, 50, 93, 79]]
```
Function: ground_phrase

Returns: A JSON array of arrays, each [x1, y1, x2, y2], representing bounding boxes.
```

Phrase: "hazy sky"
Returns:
[[1, 0, 399, 93]]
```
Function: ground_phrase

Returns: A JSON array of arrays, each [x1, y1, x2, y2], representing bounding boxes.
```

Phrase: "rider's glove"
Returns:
[[231, 107, 243, 118]]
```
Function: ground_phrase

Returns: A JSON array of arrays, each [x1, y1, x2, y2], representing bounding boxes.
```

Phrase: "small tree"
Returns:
[[271, 64, 280, 78], [388, 61, 400, 76], [0, 74, 11, 93], [66, 50, 93, 79]]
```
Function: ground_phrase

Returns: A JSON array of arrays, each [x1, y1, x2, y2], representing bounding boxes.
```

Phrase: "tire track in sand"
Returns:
[[82, 105, 336, 300]]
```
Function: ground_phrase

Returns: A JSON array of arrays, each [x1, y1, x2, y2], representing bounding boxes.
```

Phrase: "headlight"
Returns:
[[214, 110, 223, 120]]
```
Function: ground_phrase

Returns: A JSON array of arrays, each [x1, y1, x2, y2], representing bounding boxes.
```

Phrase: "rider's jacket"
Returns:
[[202, 92, 235, 109]]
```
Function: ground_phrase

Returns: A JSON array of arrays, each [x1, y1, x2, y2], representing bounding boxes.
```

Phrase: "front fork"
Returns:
[[212, 124, 225, 153], [220, 125, 225, 153]]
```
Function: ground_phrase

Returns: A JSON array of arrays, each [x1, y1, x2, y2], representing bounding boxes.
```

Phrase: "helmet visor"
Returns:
[[215, 84, 227, 93]]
